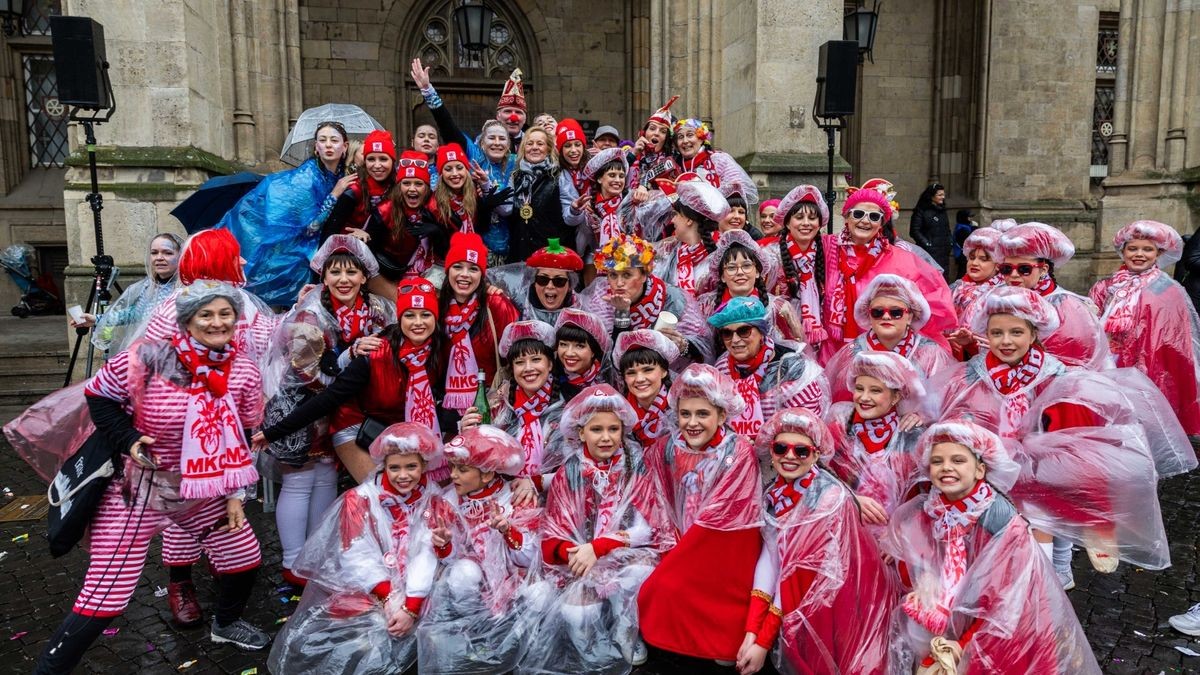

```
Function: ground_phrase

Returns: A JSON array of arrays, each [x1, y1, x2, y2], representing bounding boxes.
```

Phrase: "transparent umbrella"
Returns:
[[279, 103, 385, 166]]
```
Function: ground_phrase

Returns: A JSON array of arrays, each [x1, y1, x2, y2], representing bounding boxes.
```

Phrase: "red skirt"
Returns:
[[637, 525, 761, 660]]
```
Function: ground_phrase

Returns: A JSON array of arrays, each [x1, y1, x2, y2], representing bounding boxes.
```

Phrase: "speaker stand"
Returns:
[[814, 116, 846, 234]]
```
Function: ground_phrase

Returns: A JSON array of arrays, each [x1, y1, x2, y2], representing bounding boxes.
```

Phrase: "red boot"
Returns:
[[168, 581, 204, 628], [281, 568, 308, 588]]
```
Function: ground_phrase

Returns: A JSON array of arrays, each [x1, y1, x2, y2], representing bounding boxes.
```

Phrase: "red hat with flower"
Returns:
[[435, 143, 467, 174], [396, 278, 439, 320], [397, 149, 431, 184], [363, 129, 396, 161]]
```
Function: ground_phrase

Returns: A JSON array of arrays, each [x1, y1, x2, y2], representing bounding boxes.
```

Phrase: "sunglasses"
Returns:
[[397, 282, 432, 294], [998, 263, 1044, 277], [849, 209, 885, 223], [397, 157, 428, 168], [772, 442, 815, 459], [719, 325, 756, 341], [869, 306, 909, 320], [534, 274, 569, 288]]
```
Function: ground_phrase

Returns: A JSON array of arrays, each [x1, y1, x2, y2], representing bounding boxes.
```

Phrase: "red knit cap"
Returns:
[[445, 231, 488, 274], [396, 278, 439, 320], [436, 143, 467, 174], [397, 149, 431, 184], [555, 119, 585, 152], [363, 130, 396, 161], [525, 238, 584, 271]]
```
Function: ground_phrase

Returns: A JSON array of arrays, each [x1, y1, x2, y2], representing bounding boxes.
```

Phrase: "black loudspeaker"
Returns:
[[815, 40, 858, 117], [50, 16, 111, 110]]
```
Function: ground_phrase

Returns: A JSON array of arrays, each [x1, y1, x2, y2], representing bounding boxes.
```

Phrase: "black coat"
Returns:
[[1179, 233, 1200, 312], [506, 168, 573, 264], [909, 204, 951, 266]]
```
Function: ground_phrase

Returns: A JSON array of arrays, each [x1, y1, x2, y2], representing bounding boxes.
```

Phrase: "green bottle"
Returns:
[[474, 370, 492, 425]]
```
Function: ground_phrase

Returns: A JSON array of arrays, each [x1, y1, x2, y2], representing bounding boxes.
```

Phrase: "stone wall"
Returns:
[[298, 0, 631, 144]]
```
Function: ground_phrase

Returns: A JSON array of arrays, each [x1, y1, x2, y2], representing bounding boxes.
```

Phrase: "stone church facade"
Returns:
[[0, 0, 1195, 313]]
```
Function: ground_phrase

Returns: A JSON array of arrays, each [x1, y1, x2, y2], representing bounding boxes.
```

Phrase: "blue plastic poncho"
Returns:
[[217, 157, 338, 306]]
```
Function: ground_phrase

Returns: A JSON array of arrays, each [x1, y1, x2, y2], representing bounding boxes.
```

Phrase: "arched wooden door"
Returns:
[[401, 0, 538, 145]]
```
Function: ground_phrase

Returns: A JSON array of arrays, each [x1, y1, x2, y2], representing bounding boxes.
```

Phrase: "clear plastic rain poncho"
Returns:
[[267, 472, 449, 674], [216, 157, 340, 307], [882, 488, 1101, 674], [258, 287, 393, 466], [90, 234, 182, 353], [823, 332, 954, 404], [487, 261, 579, 325], [129, 285, 279, 361], [932, 355, 1194, 570], [577, 274, 713, 365], [519, 394, 675, 674], [414, 478, 544, 675], [766, 466, 897, 675]]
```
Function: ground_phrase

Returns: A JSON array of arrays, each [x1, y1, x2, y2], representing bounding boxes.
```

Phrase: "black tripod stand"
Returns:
[[64, 108, 117, 386]]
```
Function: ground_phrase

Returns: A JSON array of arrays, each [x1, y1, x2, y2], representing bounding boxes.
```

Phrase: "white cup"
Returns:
[[655, 311, 679, 332], [67, 304, 85, 323]]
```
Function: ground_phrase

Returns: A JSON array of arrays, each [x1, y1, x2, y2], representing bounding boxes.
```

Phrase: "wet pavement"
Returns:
[[1, 440, 1199, 674]]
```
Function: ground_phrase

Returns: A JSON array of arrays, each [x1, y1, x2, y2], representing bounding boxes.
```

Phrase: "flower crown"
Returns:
[[594, 233, 655, 273], [673, 118, 712, 145]]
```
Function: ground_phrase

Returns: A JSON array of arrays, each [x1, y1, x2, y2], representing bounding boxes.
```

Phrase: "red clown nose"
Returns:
[[507, 113, 521, 124]]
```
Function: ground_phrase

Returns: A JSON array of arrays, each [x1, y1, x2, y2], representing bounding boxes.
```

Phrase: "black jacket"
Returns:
[[506, 168, 572, 264], [1180, 233, 1200, 311], [909, 204, 951, 265]]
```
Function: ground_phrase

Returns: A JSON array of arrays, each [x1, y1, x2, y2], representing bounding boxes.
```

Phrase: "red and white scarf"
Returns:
[[952, 274, 1002, 318], [566, 359, 602, 390], [402, 207, 434, 277], [1033, 274, 1056, 296], [716, 337, 775, 439], [449, 193, 474, 234], [514, 380, 554, 476], [566, 166, 589, 195], [681, 150, 720, 189], [851, 408, 899, 455], [443, 297, 481, 410], [785, 236, 826, 345], [379, 475, 426, 572], [172, 334, 256, 500], [904, 480, 994, 635], [766, 467, 817, 518], [677, 242, 708, 296], [582, 446, 624, 535], [630, 389, 670, 447], [829, 229, 888, 341], [592, 194, 624, 248], [867, 328, 916, 359], [986, 345, 1045, 437], [398, 341, 437, 432], [331, 294, 373, 345], [630, 276, 668, 330], [1101, 266, 1155, 341]]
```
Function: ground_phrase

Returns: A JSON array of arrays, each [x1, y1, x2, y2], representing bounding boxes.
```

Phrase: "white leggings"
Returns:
[[276, 460, 339, 569]]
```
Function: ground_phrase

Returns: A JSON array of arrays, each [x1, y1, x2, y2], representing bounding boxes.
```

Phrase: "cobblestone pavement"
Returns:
[[2, 439, 1199, 674]]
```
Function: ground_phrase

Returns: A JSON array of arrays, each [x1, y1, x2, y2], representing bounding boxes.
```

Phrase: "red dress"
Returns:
[[637, 430, 764, 660]]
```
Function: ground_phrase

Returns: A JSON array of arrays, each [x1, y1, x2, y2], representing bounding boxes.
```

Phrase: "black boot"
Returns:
[[34, 612, 114, 674]]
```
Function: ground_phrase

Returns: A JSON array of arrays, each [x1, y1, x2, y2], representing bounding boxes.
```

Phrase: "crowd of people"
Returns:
[[10, 61, 1200, 674]]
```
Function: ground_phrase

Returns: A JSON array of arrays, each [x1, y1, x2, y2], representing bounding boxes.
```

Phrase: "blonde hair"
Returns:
[[434, 166, 478, 227], [517, 127, 559, 166]]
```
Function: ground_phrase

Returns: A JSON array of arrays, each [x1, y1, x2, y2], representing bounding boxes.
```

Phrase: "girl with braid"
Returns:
[[771, 185, 830, 350]]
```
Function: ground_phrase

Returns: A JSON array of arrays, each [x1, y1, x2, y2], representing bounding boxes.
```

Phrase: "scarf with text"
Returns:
[[331, 294, 373, 345], [986, 345, 1045, 436], [766, 467, 818, 518], [680, 149, 720, 189], [716, 336, 775, 439], [630, 389, 671, 447], [172, 334, 256, 499], [443, 297, 481, 410], [630, 275, 668, 330], [566, 358, 602, 390], [591, 194, 625, 249], [851, 408, 899, 455], [677, 242, 708, 296], [514, 380, 554, 476], [398, 340, 437, 431]]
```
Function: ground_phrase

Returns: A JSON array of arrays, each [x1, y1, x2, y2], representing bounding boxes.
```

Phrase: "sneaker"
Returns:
[[167, 581, 203, 628], [1057, 567, 1075, 591], [1170, 603, 1200, 636], [631, 639, 648, 666], [210, 619, 271, 650]]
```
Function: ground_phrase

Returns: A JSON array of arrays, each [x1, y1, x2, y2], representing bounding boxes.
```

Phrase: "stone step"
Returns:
[[0, 367, 70, 391]]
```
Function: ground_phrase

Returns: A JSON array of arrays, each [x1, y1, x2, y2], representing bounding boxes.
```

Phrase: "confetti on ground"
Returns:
[[154, 586, 168, 597], [290, 595, 301, 602], [1135, 630, 1147, 637], [0, 551, 8, 562], [10, 534, 28, 543], [102, 627, 120, 636], [9, 631, 27, 641], [1176, 646, 1200, 657], [146, 642, 155, 652], [275, 585, 292, 593], [177, 660, 197, 671], [240, 669, 258, 675], [274, 616, 288, 625], [279, 597, 289, 604]]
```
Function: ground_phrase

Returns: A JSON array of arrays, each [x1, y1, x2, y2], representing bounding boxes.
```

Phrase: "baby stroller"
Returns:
[[1, 244, 63, 317]]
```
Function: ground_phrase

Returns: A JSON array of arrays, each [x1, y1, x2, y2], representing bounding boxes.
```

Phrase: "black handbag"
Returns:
[[355, 416, 388, 450], [47, 431, 121, 558], [263, 387, 316, 467]]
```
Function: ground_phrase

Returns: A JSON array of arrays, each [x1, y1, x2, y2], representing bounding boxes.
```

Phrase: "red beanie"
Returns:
[[445, 231, 489, 274], [363, 130, 396, 161], [397, 150, 431, 184], [396, 278, 439, 320], [555, 119, 585, 152], [436, 143, 468, 174]]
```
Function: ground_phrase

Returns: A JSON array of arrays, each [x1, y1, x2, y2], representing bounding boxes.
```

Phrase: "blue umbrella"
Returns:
[[170, 171, 264, 234]]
